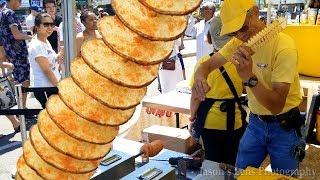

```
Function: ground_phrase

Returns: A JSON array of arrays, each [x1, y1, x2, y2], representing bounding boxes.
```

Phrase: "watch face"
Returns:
[[248, 77, 258, 87]]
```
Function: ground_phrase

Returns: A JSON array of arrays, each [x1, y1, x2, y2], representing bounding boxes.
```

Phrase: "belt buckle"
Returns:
[[258, 115, 276, 123]]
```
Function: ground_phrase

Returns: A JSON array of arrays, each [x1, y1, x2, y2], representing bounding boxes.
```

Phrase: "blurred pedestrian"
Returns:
[[25, 4, 41, 33], [158, 39, 184, 93], [0, 2, 20, 136], [75, 10, 101, 56], [44, 0, 62, 53], [97, 7, 108, 19], [185, 2, 216, 61], [0, 0, 32, 108]]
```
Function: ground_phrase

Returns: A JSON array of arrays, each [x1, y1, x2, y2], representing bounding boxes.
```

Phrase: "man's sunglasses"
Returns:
[[42, 22, 55, 28]]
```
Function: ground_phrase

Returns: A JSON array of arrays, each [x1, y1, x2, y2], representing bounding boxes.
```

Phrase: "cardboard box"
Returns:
[[142, 125, 197, 154]]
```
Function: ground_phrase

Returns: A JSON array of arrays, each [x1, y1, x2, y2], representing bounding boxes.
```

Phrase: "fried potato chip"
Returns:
[[16, 172, 24, 180], [58, 78, 135, 126], [37, 110, 111, 160], [46, 95, 119, 144], [81, 39, 159, 88], [98, 16, 173, 65], [138, 0, 202, 15], [112, 0, 187, 41], [23, 140, 94, 180], [30, 125, 100, 173], [17, 156, 43, 180], [71, 58, 146, 109]]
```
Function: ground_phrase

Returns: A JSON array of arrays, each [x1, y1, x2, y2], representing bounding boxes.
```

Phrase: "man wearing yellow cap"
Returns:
[[192, 0, 304, 176]]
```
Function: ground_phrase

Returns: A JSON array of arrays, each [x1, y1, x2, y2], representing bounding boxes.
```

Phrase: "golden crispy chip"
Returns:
[[16, 172, 23, 180], [30, 125, 101, 173], [58, 78, 135, 126], [37, 110, 111, 160], [71, 58, 146, 109], [138, 0, 202, 15], [23, 140, 94, 180], [17, 156, 43, 180], [46, 95, 119, 144], [81, 39, 159, 87], [112, 0, 187, 41], [97, 16, 173, 65]]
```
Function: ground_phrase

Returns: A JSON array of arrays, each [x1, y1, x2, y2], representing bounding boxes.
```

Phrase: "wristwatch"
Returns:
[[244, 75, 258, 88]]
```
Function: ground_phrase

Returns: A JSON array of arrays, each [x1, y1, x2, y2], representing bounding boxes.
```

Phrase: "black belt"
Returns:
[[251, 107, 300, 123]]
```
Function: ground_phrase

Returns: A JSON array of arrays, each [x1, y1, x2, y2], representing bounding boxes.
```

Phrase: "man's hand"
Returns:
[[232, 45, 255, 81], [53, 26, 59, 32], [192, 67, 210, 101]]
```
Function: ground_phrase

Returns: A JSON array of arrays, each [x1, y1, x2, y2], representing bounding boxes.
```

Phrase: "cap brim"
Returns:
[[220, 12, 246, 36]]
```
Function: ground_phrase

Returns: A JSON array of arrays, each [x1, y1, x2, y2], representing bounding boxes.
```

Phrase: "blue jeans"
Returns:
[[236, 113, 303, 175]]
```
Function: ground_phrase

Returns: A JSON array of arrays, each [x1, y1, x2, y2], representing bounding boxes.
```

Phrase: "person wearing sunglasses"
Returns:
[[28, 13, 63, 108]]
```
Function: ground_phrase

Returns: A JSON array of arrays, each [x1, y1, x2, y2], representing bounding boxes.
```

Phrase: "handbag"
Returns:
[[161, 56, 176, 70], [0, 76, 17, 110]]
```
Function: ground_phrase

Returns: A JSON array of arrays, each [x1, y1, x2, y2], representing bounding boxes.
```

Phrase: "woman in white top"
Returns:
[[28, 13, 63, 108]]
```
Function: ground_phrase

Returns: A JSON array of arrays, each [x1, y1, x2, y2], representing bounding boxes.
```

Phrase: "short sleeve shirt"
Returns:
[[0, 8, 28, 63], [209, 16, 232, 50], [28, 35, 61, 87], [219, 34, 302, 115], [25, 14, 35, 30], [248, 33, 302, 115]]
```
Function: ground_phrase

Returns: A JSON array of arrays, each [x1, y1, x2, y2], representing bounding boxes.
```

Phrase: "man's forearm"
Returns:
[[199, 52, 227, 76], [14, 32, 32, 40], [249, 83, 287, 115]]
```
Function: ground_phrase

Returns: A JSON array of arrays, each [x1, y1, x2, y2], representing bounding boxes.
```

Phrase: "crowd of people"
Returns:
[[0, 0, 107, 136]]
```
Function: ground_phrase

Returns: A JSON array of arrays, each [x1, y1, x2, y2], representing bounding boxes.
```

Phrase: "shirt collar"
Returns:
[[205, 16, 214, 24]]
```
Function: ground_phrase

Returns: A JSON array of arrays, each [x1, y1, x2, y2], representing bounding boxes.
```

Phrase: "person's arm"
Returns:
[[184, 16, 197, 38], [7, 11, 32, 40], [190, 90, 201, 121], [0, 61, 14, 70], [75, 34, 84, 57], [10, 26, 32, 40], [0, 46, 6, 61], [35, 57, 59, 86], [58, 22, 64, 51], [193, 37, 243, 100], [192, 52, 227, 101], [232, 46, 296, 114], [56, 47, 64, 65]]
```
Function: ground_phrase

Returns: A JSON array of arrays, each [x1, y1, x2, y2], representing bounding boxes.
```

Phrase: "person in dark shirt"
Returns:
[[43, 0, 62, 53], [0, 0, 32, 107]]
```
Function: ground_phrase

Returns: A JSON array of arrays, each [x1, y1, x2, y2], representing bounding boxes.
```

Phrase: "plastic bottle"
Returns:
[[300, 11, 308, 24]]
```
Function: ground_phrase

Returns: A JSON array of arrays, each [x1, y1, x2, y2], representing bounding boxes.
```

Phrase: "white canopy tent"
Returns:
[[271, 0, 306, 4]]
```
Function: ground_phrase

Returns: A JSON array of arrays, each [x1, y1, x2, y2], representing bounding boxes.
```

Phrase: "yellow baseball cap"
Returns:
[[220, 0, 255, 36]]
